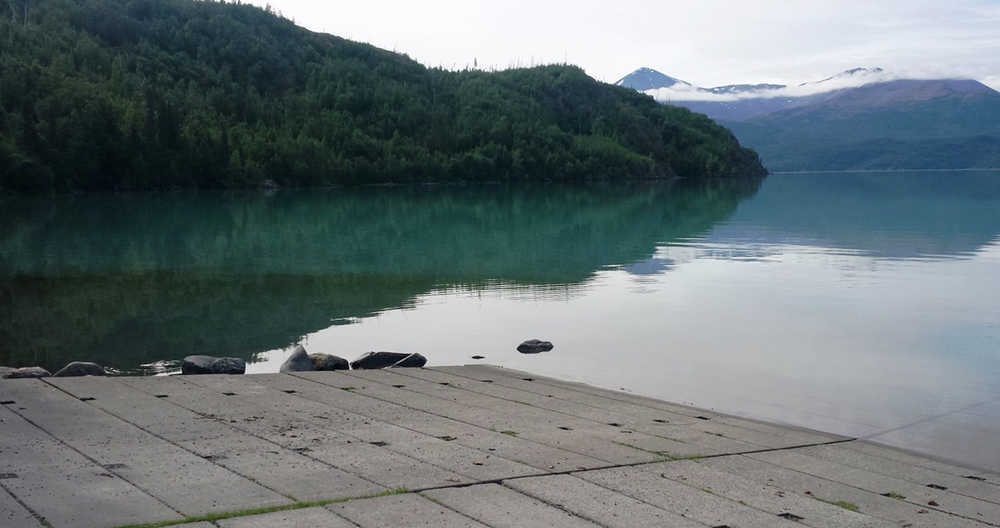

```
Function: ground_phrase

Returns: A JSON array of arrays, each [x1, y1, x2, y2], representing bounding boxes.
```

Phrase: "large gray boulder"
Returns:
[[310, 353, 349, 371], [3, 367, 52, 379], [351, 351, 427, 369], [181, 355, 246, 375], [279, 345, 315, 372], [53, 362, 106, 377], [517, 339, 554, 354]]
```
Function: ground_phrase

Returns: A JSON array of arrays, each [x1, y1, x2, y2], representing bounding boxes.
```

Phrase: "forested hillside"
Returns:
[[0, 0, 764, 191]]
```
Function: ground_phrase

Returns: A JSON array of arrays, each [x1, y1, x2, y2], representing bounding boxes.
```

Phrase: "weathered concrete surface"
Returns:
[[331, 493, 490, 527], [422, 483, 603, 528], [217, 507, 354, 528], [0, 485, 44, 528], [2, 365, 998, 528]]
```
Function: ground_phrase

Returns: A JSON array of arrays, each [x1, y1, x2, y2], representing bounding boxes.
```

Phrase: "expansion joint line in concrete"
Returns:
[[1, 393, 186, 520], [0, 479, 54, 528], [107, 437, 860, 528]]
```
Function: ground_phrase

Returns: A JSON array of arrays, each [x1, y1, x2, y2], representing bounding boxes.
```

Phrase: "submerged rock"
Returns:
[[310, 353, 349, 371], [182, 355, 246, 375], [351, 351, 427, 369], [53, 362, 106, 377], [517, 339, 554, 354], [279, 345, 314, 372], [3, 366, 52, 379]]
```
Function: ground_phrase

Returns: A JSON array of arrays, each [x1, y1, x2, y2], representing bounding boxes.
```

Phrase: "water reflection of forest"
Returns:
[[1, 180, 761, 371]]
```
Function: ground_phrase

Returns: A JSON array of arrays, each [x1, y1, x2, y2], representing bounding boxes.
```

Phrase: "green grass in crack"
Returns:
[[114, 488, 408, 528]]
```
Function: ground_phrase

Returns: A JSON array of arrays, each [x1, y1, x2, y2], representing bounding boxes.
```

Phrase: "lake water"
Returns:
[[3, 172, 999, 469]]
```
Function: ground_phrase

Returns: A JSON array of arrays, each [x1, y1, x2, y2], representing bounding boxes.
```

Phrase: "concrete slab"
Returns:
[[847, 440, 1000, 484], [430, 365, 842, 448], [703, 454, 991, 528], [274, 372, 606, 473], [4, 367, 995, 528], [422, 483, 603, 528], [0, 379, 291, 517], [0, 486, 43, 528], [574, 463, 803, 528], [648, 459, 896, 527], [339, 369, 691, 462], [502, 474, 704, 528], [218, 506, 355, 528], [867, 416, 1000, 474], [750, 448, 1000, 524], [47, 376, 387, 502], [445, 365, 845, 444], [796, 442, 1000, 504], [0, 401, 182, 528], [299, 370, 664, 465], [119, 375, 472, 490], [398, 367, 775, 454], [179, 373, 538, 484], [331, 493, 489, 527]]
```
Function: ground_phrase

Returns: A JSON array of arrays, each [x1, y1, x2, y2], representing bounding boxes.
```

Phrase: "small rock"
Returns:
[[53, 361, 106, 377], [3, 366, 52, 379], [517, 339, 554, 354], [310, 353, 349, 371], [182, 355, 246, 375], [471, 355, 485, 360], [351, 351, 427, 370], [279, 345, 315, 373]]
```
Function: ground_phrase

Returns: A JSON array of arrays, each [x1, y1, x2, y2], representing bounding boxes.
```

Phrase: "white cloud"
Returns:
[[643, 68, 916, 102], [255, 0, 999, 88]]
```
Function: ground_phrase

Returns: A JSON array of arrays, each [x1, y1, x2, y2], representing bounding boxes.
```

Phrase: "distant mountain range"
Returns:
[[616, 67, 1000, 170]]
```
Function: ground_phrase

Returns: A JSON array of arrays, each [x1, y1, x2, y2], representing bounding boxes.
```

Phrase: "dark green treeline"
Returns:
[[0, 0, 764, 191]]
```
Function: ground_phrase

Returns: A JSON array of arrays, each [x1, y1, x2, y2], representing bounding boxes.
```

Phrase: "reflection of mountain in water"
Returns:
[[700, 172, 1000, 260], [0, 180, 761, 371]]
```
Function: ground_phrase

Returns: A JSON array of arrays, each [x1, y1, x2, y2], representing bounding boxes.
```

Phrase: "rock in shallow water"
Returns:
[[351, 351, 427, 369], [517, 339, 554, 354], [3, 366, 52, 379], [53, 362, 106, 377], [310, 353, 349, 371], [279, 345, 314, 372], [182, 355, 246, 375]]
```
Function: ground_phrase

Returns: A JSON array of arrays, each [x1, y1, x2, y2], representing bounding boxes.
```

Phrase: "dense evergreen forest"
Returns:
[[0, 0, 765, 191]]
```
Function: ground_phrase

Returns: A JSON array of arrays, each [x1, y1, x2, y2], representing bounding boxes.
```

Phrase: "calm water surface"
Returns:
[[3, 172, 999, 468]]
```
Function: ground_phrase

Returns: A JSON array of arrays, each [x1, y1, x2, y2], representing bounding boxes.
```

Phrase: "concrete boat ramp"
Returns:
[[2, 365, 999, 528]]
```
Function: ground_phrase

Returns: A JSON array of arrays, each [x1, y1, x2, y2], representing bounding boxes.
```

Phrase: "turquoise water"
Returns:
[[2, 172, 999, 465]]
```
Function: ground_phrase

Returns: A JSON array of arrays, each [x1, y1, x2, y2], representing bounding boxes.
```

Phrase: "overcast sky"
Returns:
[[251, 0, 1000, 90]]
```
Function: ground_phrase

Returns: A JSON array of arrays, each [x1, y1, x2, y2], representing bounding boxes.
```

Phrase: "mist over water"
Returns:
[[3, 172, 999, 466]]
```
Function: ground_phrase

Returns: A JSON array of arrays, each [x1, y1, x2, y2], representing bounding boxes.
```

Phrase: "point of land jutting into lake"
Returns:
[[2, 366, 999, 528]]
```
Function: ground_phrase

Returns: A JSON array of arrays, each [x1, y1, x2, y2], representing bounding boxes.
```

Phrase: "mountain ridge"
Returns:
[[617, 66, 1000, 170]]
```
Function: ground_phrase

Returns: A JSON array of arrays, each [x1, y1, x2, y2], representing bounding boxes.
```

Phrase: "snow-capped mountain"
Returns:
[[615, 66, 1000, 170], [616, 66, 892, 103], [800, 67, 885, 86]]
